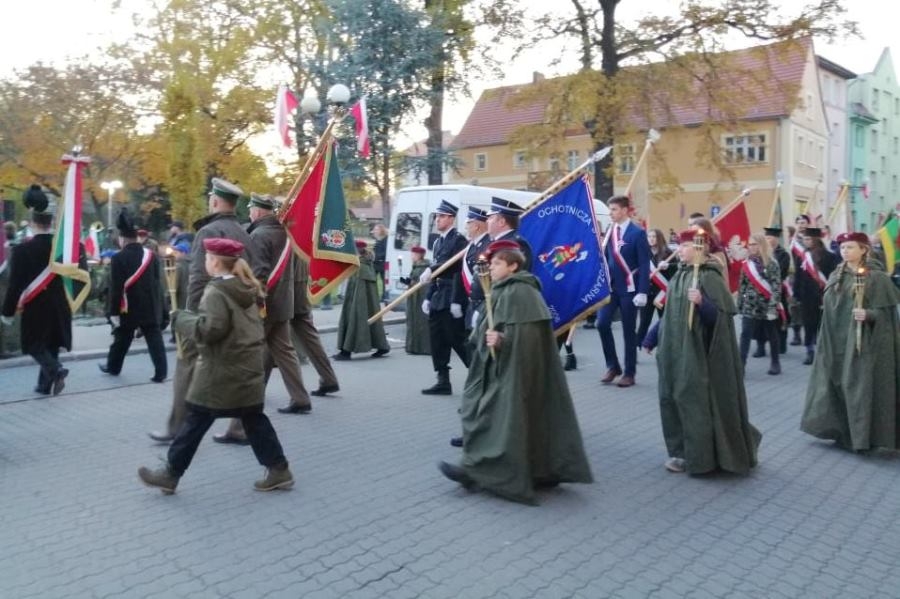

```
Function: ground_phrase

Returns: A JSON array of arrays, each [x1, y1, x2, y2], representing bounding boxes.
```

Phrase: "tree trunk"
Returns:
[[592, 0, 620, 202], [425, 68, 445, 186]]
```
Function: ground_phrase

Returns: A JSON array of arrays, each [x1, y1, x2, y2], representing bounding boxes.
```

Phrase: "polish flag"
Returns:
[[274, 85, 299, 148], [349, 98, 370, 158]]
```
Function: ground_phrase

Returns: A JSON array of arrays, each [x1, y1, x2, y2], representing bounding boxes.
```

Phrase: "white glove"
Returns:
[[421, 300, 431, 315], [633, 293, 648, 307], [450, 303, 463, 319], [110, 315, 121, 328], [657, 261, 669, 270], [0, 315, 13, 326], [419, 267, 433, 284], [471, 310, 480, 329]]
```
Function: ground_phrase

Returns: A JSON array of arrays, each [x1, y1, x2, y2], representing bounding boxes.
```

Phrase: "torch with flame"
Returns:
[[163, 246, 184, 359], [854, 267, 866, 353], [688, 229, 707, 330], [474, 255, 496, 360]]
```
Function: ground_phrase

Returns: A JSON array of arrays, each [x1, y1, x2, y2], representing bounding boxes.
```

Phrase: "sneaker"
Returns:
[[254, 465, 294, 492], [138, 465, 180, 494], [664, 457, 686, 473]]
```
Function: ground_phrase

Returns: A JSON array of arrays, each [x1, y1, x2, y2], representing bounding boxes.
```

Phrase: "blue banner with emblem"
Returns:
[[519, 176, 611, 334]]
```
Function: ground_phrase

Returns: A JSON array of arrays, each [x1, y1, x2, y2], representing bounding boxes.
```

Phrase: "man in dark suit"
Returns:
[[485, 197, 533, 271], [762, 226, 791, 355], [598, 195, 651, 388], [1, 185, 71, 395], [99, 210, 168, 382], [420, 200, 469, 395], [458, 206, 491, 332]]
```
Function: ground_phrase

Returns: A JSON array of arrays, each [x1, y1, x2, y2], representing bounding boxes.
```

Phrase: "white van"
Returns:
[[386, 185, 538, 300], [386, 184, 612, 301]]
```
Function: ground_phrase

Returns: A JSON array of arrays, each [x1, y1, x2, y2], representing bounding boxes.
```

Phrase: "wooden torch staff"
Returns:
[[368, 145, 614, 324], [687, 229, 706, 330], [163, 249, 183, 359], [854, 267, 866, 353], [474, 257, 496, 359]]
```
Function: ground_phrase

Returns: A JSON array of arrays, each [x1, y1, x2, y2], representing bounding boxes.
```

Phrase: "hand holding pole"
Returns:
[[688, 230, 706, 330], [163, 249, 183, 359], [854, 267, 866, 353], [474, 256, 496, 360]]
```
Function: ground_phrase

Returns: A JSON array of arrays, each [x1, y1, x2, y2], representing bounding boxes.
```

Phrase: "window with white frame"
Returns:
[[617, 144, 635, 174], [806, 93, 814, 118], [894, 137, 899, 155], [513, 150, 527, 170], [796, 135, 804, 163], [566, 150, 579, 171], [895, 97, 899, 116], [872, 130, 878, 153], [855, 126, 864, 148], [870, 172, 877, 194], [818, 144, 824, 169], [893, 175, 898, 194], [474, 153, 487, 171], [548, 155, 560, 172], [873, 88, 880, 111], [724, 134, 767, 164], [882, 156, 887, 173]]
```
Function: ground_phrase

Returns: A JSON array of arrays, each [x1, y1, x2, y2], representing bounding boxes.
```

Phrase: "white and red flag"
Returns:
[[349, 97, 370, 158], [274, 84, 299, 148]]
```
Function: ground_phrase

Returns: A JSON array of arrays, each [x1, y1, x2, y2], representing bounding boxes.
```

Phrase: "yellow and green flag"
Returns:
[[877, 212, 899, 272]]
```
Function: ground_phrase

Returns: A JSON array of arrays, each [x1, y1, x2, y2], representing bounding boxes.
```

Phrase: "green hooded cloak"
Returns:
[[404, 259, 432, 355], [459, 271, 593, 505], [656, 261, 761, 475], [800, 264, 900, 450], [336, 254, 390, 354]]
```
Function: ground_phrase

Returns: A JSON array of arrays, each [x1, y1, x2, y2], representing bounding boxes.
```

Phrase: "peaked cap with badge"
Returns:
[[210, 178, 244, 203], [435, 200, 459, 217], [466, 206, 488, 222], [487, 196, 525, 217]]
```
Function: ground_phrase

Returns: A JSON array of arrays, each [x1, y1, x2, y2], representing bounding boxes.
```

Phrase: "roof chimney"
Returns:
[[533, 71, 545, 83]]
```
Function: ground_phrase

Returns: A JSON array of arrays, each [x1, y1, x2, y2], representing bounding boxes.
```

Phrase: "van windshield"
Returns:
[[394, 212, 423, 250]]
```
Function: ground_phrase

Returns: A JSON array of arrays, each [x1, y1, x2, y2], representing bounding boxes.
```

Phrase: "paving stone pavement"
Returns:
[[2, 322, 899, 599]]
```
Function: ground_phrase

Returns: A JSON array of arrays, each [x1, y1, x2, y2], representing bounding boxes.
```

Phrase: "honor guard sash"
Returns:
[[17, 265, 56, 311], [801, 252, 827, 289], [743, 259, 787, 321], [266, 240, 292, 292], [120, 248, 154, 313], [603, 224, 636, 292]]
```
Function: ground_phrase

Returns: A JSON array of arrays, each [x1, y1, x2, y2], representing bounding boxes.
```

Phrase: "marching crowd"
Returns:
[[2, 181, 898, 505]]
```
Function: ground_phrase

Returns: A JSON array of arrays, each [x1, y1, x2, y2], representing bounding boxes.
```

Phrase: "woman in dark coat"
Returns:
[[637, 228, 676, 345], [402, 246, 431, 355]]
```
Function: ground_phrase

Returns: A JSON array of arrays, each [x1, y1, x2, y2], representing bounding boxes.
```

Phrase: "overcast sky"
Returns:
[[1, 0, 893, 148]]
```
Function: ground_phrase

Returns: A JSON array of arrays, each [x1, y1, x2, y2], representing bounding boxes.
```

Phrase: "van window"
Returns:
[[427, 213, 439, 250], [394, 212, 423, 250]]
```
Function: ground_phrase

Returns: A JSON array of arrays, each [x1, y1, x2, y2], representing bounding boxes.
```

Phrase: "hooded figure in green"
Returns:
[[334, 241, 390, 359], [439, 243, 593, 505], [800, 233, 900, 451], [646, 231, 761, 475], [401, 247, 431, 355]]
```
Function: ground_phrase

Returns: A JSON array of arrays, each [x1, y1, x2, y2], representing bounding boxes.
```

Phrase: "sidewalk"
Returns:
[[0, 304, 406, 370]]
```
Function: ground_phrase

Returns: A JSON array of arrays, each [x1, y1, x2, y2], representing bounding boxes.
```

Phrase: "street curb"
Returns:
[[0, 316, 407, 370]]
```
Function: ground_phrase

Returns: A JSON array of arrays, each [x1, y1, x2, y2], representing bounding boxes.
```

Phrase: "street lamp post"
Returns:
[[100, 180, 123, 232]]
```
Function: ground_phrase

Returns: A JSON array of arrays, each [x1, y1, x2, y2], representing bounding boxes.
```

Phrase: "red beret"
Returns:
[[410, 245, 426, 254], [677, 229, 708, 243], [835, 232, 869, 245], [355, 239, 368, 249], [486, 239, 522, 256], [203, 237, 244, 257]]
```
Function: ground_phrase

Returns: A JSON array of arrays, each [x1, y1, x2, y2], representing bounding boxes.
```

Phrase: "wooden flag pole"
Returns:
[[368, 147, 614, 324], [712, 188, 752, 226], [825, 183, 850, 227], [766, 180, 783, 228], [277, 118, 338, 220]]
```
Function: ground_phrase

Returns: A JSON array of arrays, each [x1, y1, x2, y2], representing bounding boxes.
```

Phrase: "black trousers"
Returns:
[[167, 404, 287, 477], [636, 302, 663, 348], [106, 322, 167, 379], [739, 317, 780, 365], [799, 300, 822, 348], [30, 346, 62, 392], [429, 309, 469, 372]]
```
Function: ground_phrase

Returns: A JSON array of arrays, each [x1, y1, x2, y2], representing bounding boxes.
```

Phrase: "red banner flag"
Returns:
[[280, 142, 359, 301], [274, 85, 299, 148], [713, 196, 752, 292], [349, 98, 370, 158]]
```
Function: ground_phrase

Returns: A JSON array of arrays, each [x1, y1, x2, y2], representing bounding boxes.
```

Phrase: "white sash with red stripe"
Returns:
[[120, 248, 154, 313], [782, 280, 793, 300], [650, 267, 668, 307], [790, 238, 805, 260], [801, 252, 827, 289], [17, 265, 56, 310], [266, 240, 292, 292], [461, 254, 473, 295], [743, 259, 786, 321], [603, 224, 635, 292]]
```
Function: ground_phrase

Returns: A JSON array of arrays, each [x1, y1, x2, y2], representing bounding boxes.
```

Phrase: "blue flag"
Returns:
[[520, 176, 611, 334]]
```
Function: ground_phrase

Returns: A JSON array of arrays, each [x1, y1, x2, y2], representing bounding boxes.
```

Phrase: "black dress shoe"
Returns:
[[277, 403, 312, 414], [52, 369, 68, 396], [438, 461, 475, 489], [450, 436, 463, 447], [34, 386, 51, 395], [150, 375, 166, 383], [371, 348, 389, 358], [212, 433, 251, 446], [310, 384, 339, 397], [752, 348, 766, 358], [331, 352, 351, 361], [148, 430, 175, 443], [98, 364, 114, 375]]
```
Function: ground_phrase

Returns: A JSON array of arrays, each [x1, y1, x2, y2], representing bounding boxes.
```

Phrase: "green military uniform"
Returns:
[[404, 259, 431, 355], [800, 265, 900, 450], [458, 271, 593, 505], [656, 261, 761, 475], [336, 252, 390, 355]]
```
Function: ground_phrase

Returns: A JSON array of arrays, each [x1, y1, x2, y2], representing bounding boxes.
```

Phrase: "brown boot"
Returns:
[[254, 464, 294, 492], [138, 465, 180, 495]]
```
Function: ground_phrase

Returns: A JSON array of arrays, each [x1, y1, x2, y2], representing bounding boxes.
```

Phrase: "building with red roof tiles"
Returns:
[[448, 38, 844, 232]]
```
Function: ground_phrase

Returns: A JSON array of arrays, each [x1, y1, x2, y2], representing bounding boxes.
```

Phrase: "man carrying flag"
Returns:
[[1, 185, 71, 395]]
